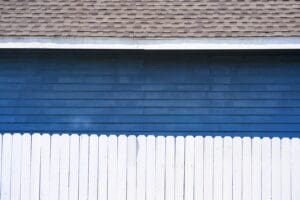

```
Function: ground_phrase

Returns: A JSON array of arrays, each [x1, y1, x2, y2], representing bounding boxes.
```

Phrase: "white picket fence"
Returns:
[[0, 133, 299, 200]]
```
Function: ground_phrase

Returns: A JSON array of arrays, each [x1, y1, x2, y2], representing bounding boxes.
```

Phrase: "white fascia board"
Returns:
[[0, 37, 299, 50]]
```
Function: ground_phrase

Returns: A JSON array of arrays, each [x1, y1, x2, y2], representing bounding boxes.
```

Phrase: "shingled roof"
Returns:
[[0, 0, 299, 38]]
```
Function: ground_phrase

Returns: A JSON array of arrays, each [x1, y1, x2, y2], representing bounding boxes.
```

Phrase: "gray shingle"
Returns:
[[0, 0, 299, 38]]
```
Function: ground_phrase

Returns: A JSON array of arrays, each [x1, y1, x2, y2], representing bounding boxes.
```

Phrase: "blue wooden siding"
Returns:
[[0, 50, 300, 136]]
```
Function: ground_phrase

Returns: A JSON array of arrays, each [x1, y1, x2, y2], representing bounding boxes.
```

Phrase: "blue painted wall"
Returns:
[[0, 50, 300, 136]]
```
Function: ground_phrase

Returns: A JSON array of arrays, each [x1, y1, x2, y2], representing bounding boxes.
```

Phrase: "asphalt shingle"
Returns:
[[0, 0, 299, 38]]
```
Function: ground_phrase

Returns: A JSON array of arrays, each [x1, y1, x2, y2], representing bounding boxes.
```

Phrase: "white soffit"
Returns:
[[0, 37, 299, 50]]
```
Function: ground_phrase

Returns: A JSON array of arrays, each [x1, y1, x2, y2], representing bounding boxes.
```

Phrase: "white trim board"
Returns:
[[0, 37, 300, 50]]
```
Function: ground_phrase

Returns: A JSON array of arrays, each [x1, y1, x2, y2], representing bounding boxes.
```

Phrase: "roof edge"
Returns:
[[0, 37, 300, 50]]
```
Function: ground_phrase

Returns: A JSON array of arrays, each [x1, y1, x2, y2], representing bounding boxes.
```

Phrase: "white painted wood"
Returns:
[[117, 135, 127, 200], [165, 136, 175, 200], [175, 136, 185, 200], [146, 135, 156, 200], [59, 134, 70, 200], [1, 133, 12, 200], [108, 135, 118, 200], [261, 137, 272, 200], [223, 136, 232, 200], [136, 135, 146, 200], [88, 135, 99, 200], [185, 136, 194, 200], [242, 137, 252, 200], [203, 136, 213, 200], [232, 137, 242, 200], [213, 136, 223, 200], [194, 136, 204, 200], [98, 135, 108, 200], [0, 134, 2, 198], [30, 133, 41, 200], [281, 138, 291, 200], [155, 136, 166, 200], [40, 134, 51, 200], [10, 133, 22, 200], [2, 36, 300, 50], [69, 134, 80, 200], [291, 138, 300, 200], [252, 137, 261, 200], [271, 137, 281, 200], [4, 134, 300, 200], [20, 133, 31, 200], [49, 134, 61, 200], [79, 134, 89, 200], [127, 135, 137, 200]]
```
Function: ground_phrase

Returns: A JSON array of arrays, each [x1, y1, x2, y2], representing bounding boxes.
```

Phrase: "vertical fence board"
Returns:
[[1, 133, 12, 200], [3, 134, 300, 200], [20, 133, 31, 200], [271, 138, 281, 200], [40, 134, 51, 200], [223, 136, 232, 200], [262, 137, 272, 200], [117, 135, 127, 200], [165, 136, 175, 200], [156, 136, 166, 200], [11, 133, 22, 200], [184, 136, 194, 200], [59, 134, 70, 200], [136, 135, 146, 200], [175, 136, 185, 200], [49, 134, 60, 200], [127, 135, 137, 200], [281, 138, 291, 200], [69, 134, 80, 200], [194, 136, 204, 200], [146, 135, 156, 200], [0, 134, 2, 197], [213, 136, 223, 200], [88, 135, 99, 200], [30, 133, 41, 200], [242, 137, 252, 200], [79, 134, 89, 200], [108, 135, 118, 200], [252, 137, 261, 200], [292, 138, 300, 200], [98, 135, 108, 200], [232, 137, 242, 200], [204, 136, 213, 200]]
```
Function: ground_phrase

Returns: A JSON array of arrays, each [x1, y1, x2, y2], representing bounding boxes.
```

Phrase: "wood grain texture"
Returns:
[[233, 137, 242, 200], [165, 136, 175, 200], [49, 134, 60, 200], [136, 135, 146, 200], [40, 134, 51, 200], [98, 135, 108, 200], [30, 133, 41, 200], [69, 134, 80, 200], [11, 133, 22, 200], [59, 134, 70, 200], [127, 135, 137, 200], [194, 136, 204, 200], [223, 136, 232, 200], [20, 133, 31, 200], [1, 133, 12, 200], [1, 133, 300, 200], [0, 51, 299, 136], [146, 135, 156, 200], [204, 136, 213, 200], [184, 136, 194, 200]]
